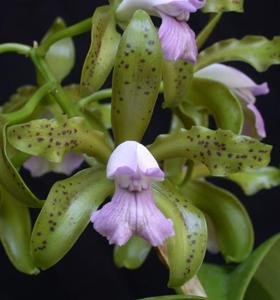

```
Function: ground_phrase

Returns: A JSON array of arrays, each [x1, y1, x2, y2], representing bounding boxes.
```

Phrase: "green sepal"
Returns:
[[153, 181, 207, 288], [198, 234, 280, 300], [114, 236, 151, 269], [31, 168, 113, 269], [0, 187, 39, 274], [196, 36, 280, 72], [188, 78, 243, 134], [112, 10, 163, 143], [227, 167, 280, 195], [149, 126, 272, 176], [41, 18, 75, 82], [182, 180, 254, 262], [7, 116, 112, 164], [80, 6, 120, 95], [202, 0, 243, 13], [0, 121, 42, 207], [163, 61, 193, 108]]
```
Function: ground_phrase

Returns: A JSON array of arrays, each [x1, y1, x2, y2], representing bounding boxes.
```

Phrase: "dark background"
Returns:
[[0, 0, 279, 299]]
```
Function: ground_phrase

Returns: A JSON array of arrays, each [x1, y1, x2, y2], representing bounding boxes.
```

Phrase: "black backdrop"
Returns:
[[0, 1, 279, 299]]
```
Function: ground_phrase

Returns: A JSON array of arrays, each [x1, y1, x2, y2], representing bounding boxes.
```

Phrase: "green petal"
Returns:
[[80, 6, 120, 96], [182, 180, 254, 262], [112, 10, 163, 143], [7, 116, 112, 164], [114, 236, 151, 269], [153, 181, 207, 288], [188, 78, 243, 134], [42, 18, 75, 82], [227, 167, 280, 195], [0, 188, 39, 274], [196, 36, 280, 72], [163, 61, 193, 108], [31, 168, 113, 269], [202, 0, 244, 13], [199, 234, 280, 300], [149, 126, 272, 176]]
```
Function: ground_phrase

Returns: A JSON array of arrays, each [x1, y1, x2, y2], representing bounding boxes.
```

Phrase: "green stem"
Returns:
[[30, 50, 78, 117], [0, 43, 31, 55], [79, 83, 164, 108], [196, 13, 223, 50], [38, 18, 92, 56], [3, 82, 55, 125], [79, 89, 112, 108]]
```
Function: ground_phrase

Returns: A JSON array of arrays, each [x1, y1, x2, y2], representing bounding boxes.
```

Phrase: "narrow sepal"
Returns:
[[112, 10, 163, 143]]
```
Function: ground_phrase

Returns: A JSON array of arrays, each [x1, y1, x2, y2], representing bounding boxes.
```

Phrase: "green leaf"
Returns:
[[149, 126, 272, 176], [163, 61, 193, 108], [42, 18, 75, 82], [227, 167, 280, 195], [112, 10, 163, 144], [188, 78, 243, 134], [182, 180, 254, 262], [0, 122, 42, 207], [31, 168, 113, 269], [114, 236, 151, 269], [7, 116, 112, 164], [153, 181, 207, 288], [80, 6, 120, 96], [0, 188, 39, 274], [199, 234, 280, 300], [196, 36, 280, 72], [202, 0, 244, 13]]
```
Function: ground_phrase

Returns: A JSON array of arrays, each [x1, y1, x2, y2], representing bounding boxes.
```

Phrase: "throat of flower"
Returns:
[[116, 175, 150, 192]]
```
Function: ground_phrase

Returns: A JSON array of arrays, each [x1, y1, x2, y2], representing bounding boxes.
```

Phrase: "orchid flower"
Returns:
[[195, 63, 269, 139], [23, 153, 84, 177], [91, 141, 174, 246], [116, 0, 205, 63]]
